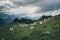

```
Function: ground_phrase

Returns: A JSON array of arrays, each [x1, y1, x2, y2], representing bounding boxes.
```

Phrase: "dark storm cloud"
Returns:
[[11, 0, 42, 6], [0, 0, 60, 12], [28, 0, 60, 12], [12, 0, 60, 12], [39, 0, 60, 12]]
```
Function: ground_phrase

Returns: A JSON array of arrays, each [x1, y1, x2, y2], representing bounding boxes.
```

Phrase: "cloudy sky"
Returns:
[[0, 0, 60, 20]]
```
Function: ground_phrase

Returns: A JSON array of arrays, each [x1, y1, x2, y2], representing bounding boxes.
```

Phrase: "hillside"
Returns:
[[0, 15, 60, 40], [0, 12, 15, 25], [13, 18, 37, 24]]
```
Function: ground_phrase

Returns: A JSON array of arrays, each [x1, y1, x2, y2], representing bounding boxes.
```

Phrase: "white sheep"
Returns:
[[40, 21, 43, 24], [43, 19, 46, 22], [30, 24, 34, 26], [1, 38, 5, 40], [24, 24, 28, 26], [10, 27, 14, 31], [47, 18, 50, 20], [30, 26, 34, 29]]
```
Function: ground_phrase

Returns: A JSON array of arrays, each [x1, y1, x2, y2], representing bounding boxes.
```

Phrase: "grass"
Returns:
[[0, 15, 60, 40]]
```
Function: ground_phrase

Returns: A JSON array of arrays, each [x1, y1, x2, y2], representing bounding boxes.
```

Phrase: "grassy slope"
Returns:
[[0, 16, 60, 40]]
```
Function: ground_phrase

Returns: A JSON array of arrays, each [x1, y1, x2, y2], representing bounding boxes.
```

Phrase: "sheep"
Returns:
[[30, 22, 37, 26], [1, 38, 4, 40], [47, 18, 50, 20], [30, 26, 34, 29], [43, 19, 47, 22], [40, 21, 43, 24], [10, 27, 14, 31], [30, 23, 34, 26], [24, 24, 28, 26]]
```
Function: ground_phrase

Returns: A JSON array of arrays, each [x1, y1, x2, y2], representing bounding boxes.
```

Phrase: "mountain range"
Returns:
[[0, 13, 53, 25]]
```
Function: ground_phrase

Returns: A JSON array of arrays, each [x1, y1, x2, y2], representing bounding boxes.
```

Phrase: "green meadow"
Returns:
[[0, 15, 60, 40]]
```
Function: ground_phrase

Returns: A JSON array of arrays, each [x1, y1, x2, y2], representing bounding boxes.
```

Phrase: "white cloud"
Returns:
[[43, 9, 60, 16], [0, 0, 13, 6], [0, 0, 42, 20], [0, 0, 16, 10], [4, 5, 43, 19], [5, 6, 39, 14], [0, 0, 60, 20], [11, 0, 26, 2]]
